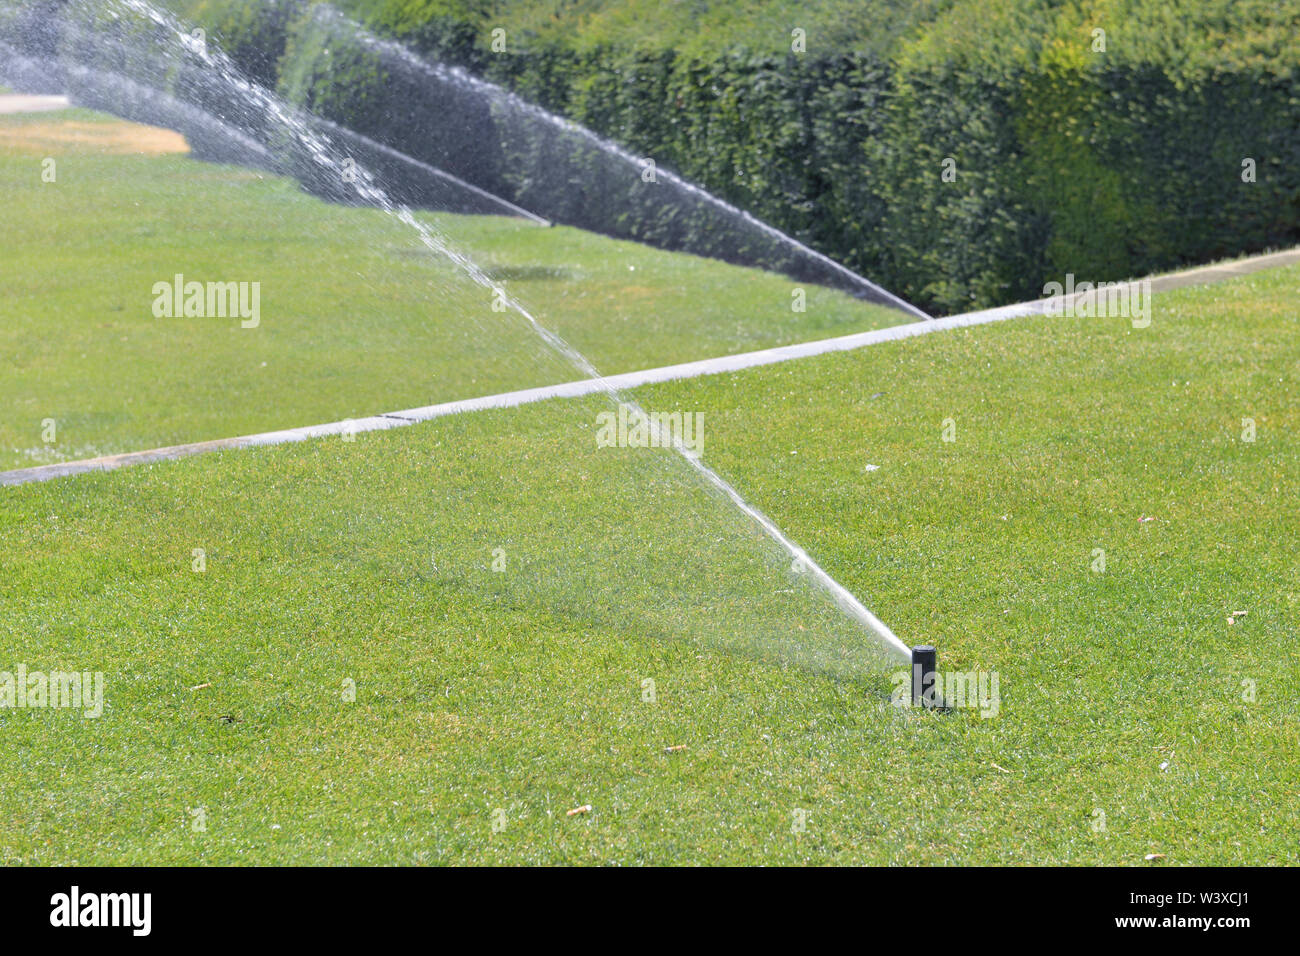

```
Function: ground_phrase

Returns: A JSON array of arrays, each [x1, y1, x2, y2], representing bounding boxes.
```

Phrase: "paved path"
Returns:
[[0, 94, 70, 114], [3, 245, 1297, 488]]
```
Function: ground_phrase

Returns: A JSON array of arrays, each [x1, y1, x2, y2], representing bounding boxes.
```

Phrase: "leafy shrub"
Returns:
[[21, 0, 1299, 313]]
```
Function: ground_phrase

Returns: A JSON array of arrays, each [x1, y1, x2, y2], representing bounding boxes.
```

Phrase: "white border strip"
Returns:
[[4, 247, 1296, 487], [0, 94, 71, 114], [0, 309, 1028, 487]]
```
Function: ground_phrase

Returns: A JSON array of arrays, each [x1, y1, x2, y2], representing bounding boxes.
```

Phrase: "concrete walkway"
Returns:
[[0, 93, 70, 114], [3, 245, 1297, 488]]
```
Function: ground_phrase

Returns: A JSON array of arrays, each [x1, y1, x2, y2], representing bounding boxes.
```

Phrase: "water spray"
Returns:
[[317, 4, 932, 320], [10, 0, 914, 668]]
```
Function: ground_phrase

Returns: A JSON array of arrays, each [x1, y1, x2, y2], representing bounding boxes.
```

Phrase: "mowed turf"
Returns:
[[1, 262, 1295, 864], [0, 109, 902, 470]]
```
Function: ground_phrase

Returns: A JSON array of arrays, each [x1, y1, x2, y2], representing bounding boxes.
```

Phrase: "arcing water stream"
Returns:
[[4, 0, 911, 661]]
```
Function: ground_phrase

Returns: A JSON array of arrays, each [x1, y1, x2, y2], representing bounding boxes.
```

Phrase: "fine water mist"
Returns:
[[291, 2, 930, 319], [0, 0, 911, 672]]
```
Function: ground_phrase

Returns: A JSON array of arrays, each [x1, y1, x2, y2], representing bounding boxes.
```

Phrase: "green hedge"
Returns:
[[278, 5, 513, 202], [61, 1, 1300, 312], [271, 8, 893, 295], [277, 0, 1300, 313], [159, 0, 302, 87]]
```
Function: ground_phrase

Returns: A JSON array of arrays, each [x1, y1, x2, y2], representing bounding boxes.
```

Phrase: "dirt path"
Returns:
[[0, 117, 189, 155], [0, 96, 189, 155]]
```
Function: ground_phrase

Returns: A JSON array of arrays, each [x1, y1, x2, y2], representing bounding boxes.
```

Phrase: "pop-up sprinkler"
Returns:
[[911, 644, 939, 709]]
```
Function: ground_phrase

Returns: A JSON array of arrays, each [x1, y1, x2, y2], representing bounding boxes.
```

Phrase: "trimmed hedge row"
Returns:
[[476, 44, 1299, 314], [276, 7, 900, 298], [177, 0, 301, 89], [93, 1, 1300, 312]]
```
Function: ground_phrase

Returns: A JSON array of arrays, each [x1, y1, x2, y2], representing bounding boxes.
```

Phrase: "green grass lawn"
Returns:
[[0, 110, 901, 470], [2, 257, 1295, 864]]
